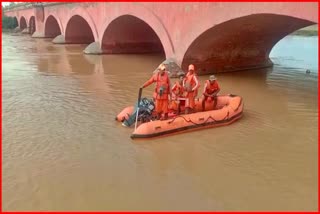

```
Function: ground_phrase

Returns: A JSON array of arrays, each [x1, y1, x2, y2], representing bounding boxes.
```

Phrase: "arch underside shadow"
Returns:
[[101, 15, 165, 54], [29, 16, 36, 34], [65, 15, 95, 44], [45, 15, 62, 38], [13, 17, 18, 28], [19, 16, 27, 30], [182, 14, 316, 74]]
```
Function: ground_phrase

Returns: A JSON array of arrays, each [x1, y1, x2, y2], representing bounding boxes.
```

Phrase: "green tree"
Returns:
[[2, 15, 18, 29], [2, 5, 18, 29]]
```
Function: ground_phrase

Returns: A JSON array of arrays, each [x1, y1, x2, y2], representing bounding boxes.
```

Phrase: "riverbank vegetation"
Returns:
[[2, 16, 18, 29], [2, 6, 18, 29], [291, 25, 318, 36]]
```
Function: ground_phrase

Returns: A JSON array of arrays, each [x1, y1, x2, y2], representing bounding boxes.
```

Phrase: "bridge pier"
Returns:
[[32, 31, 46, 38], [52, 35, 65, 44], [21, 27, 30, 34], [83, 42, 102, 54], [13, 26, 21, 33], [159, 59, 184, 78]]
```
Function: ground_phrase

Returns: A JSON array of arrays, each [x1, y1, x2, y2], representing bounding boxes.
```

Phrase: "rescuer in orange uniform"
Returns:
[[202, 75, 220, 111], [183, 64, 200, 114], [171, 72, 186, 114], [142, 64, 171, 120]]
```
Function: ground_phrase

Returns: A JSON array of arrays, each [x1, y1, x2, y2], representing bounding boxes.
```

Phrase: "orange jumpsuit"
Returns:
[[171, 81, 186, 100], [183, 72, 199, 109], [171, 80, 186, 111], [143, 72, 171, 114], [202, 80, 220, 100]]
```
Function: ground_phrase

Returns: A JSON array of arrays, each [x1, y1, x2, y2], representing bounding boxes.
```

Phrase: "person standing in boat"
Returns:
[[141, 64, 171, 120], [201, 75, 220, 111], [183, 64, 200, 114], [171, 72, 186, 114]]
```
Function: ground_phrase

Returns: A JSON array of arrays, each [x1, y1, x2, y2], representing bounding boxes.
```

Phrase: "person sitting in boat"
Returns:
[[183, 64, 200, 114], [171, 71, 186, 114], [202, 75, 220, 111], [141, 64, 171, 120]]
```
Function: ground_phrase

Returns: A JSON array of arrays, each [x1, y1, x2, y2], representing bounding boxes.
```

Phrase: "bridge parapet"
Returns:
[[3, 2, 67, 12]]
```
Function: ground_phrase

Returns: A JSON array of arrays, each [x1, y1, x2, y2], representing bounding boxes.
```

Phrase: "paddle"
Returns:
[[134, 87, 143, 131]]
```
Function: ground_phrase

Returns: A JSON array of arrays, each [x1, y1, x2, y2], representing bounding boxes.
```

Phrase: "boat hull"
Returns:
[[131, 111, 243, 139], [116, 94, 244, 138]]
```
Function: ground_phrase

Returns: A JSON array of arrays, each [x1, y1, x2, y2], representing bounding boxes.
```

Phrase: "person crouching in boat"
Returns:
[[202, 75, 220, 111], [183, 64, 200, 114], [171, 72, 186, 114], [141, 64, 171, 120]]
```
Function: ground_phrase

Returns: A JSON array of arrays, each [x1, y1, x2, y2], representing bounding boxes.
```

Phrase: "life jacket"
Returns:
[[205, 80, 219, 95], [155, 72, 170, 99], [185, 72, 200, 94], [172, 81, 185, 97]]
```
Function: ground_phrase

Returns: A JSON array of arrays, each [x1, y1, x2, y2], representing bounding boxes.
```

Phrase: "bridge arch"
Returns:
[[13, 16, 18, 28], [100, 15, 165, 55], [44, 15, 62, 38], [181, 13, 316, 74], [99, 4, 174, 58], [19, 16, 27, 30], [29, 16, 36, 35], [64, 7, 98, 43]]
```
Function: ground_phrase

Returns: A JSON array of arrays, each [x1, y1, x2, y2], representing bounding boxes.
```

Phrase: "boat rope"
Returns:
[[167, 111, 230, 126], [234, 98, 243, 111]]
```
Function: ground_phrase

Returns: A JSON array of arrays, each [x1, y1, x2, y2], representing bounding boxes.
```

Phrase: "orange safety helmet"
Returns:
[[159, 64, 166, 71], [188, 64, 195, 71]]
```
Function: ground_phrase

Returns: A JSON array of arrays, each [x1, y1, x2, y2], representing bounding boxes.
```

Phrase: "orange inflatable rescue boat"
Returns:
[[116, 94, 243, 139]]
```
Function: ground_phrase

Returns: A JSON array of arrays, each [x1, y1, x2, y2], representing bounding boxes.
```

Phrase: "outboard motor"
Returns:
[[122, 98, 155, 127]]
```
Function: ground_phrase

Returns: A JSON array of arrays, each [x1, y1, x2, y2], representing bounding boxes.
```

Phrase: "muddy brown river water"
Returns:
[[2, 33, 318, 211]]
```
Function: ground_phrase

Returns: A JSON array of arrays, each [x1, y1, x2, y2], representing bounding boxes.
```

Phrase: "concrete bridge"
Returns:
[[4, 2, 318, 75]]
